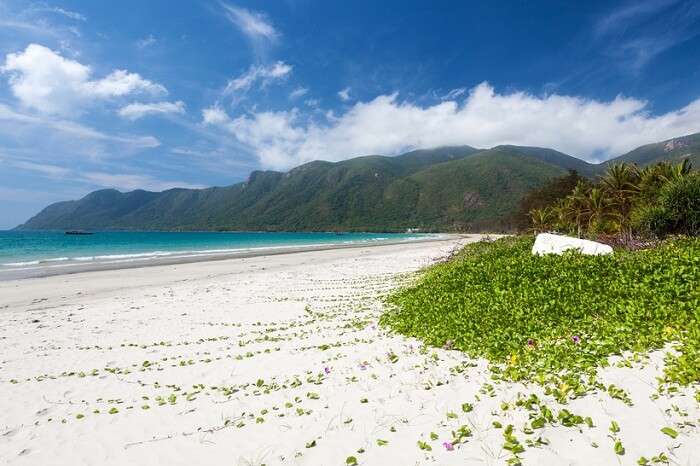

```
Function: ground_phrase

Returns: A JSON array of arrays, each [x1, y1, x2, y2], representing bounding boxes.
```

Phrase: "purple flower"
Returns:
[[324, 366, 331, 375], [442, 441, 454, 451], [572, 335, 581, 344], [359, 362, 367, 370], [527, 338, 535, 347]]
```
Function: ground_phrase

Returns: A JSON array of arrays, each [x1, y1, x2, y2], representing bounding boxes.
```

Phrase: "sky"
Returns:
[[1, 0, 700, 228]]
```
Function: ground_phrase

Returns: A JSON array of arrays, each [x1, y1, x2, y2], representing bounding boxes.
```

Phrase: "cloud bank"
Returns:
[[203, 82, 700, 169], [2, 44, 166, 116]]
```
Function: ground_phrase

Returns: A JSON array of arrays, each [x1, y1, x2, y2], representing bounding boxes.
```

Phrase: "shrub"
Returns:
[[657, 173, 700, 236], [632, 174, 700, 237], [630, 204, 672, 236]]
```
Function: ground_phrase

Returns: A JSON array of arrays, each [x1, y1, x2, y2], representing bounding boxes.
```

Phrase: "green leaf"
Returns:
[[609, 421, 620, 433], [417, 440, 432, 451], [531, 417, 546, 429], [614, 440, 625, 456], [660, 427, 678, 439]]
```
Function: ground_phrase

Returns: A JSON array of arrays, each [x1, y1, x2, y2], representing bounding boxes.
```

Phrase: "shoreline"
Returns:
[[0, 233, 469, 281]]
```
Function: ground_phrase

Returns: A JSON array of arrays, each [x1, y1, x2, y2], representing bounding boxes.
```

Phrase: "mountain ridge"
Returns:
[[17, 133, 700, 232]]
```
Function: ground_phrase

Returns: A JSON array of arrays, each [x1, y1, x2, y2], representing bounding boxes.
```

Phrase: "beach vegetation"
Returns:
[[660, 426, 678, 439], [417, 440, 432, 451], [382, 236, 700, 395]]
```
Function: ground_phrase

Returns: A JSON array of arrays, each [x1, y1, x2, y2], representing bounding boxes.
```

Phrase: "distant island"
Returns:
[[16, 132, 700, 232]]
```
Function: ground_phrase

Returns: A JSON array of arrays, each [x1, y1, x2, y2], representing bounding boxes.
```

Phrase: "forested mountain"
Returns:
[[17, 133, 700, 232], [606, 132, 700, 167]]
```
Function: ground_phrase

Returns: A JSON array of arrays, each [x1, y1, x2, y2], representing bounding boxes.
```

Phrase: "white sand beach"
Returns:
[[0, 236, 698, 466]]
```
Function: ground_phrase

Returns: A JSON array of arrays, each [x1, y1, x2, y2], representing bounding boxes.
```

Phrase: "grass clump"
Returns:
[[381, 236, 699, 393]]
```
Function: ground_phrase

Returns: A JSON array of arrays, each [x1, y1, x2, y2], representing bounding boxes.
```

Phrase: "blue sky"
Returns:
[[1, 0, 700, 228]]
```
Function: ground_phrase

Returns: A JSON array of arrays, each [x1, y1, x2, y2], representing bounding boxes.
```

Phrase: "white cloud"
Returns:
[[202, 106, 305, 169], [136, 34, 156, 48], [222, 4, 278, 41], [203, 82, 700, 169], [118, 101, 185, 120], [31, 5, 87, 21], [4, 156, 201, 192], [224, 61, 292, 94], [5, 159, 71, 177], [289, 87, 308, 99], [338, 87, 351, 102], [0, 4, 82, 40], [593, 0, 700, 71], [1, 152, 199, 194], [221, 4, 279, 60], [0, 103, 160, 150], [2, 43, 167, 115], [594, 0, 678, 37], [202, 106, 231, 125], [441, 87, 466, 100], [85, 69, 165, 97]]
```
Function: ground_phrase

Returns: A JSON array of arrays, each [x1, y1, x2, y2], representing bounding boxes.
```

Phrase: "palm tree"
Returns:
[[566, 181, 590, 237], [635, 160, 692, 203], [527, 160, 693, 238], [600, 163, 640, 237], [658, 159, 692, 183], [529, 207, 554, 234], [584, 187, 612, 233]]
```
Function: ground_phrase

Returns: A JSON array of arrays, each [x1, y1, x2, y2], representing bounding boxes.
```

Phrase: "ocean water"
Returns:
[[0, 230, 432, 277]]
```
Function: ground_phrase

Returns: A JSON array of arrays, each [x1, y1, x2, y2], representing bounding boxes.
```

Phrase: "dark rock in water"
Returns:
[[65, 230, 93, 235]]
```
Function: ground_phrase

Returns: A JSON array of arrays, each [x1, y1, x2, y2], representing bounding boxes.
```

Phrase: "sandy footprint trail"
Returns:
[[0, 238, 698, 466]]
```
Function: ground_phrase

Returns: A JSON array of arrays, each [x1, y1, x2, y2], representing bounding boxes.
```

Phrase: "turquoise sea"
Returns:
[[0, 230, 432, 278]]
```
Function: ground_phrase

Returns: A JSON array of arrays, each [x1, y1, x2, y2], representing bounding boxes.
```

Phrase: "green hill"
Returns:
[[17, 134, 698, 232], [493, 145, 600, 177], [606, 132, 700, 167]]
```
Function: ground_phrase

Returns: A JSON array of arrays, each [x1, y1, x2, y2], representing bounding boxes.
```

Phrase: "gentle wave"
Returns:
[[3, 257, 71, 266], [1, 235, 435, 269]]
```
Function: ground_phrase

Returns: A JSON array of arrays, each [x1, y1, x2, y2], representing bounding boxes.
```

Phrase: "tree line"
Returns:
[[523, 161, 699, 240]]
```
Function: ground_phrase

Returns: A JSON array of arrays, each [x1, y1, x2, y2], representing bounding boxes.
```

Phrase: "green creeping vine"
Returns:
[[382, 236, 700, 396]]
